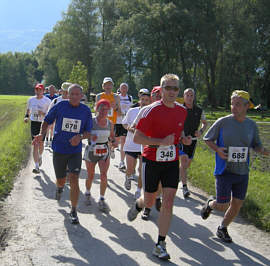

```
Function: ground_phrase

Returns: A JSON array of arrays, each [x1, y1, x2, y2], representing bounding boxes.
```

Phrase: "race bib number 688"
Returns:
[[62, 118, 81, 133]]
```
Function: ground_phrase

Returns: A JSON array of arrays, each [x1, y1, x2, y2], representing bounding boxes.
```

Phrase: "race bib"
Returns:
[[62, 118, 81, 133], [156, 145, 176, 162], [94, 144, 108, 157], [32, 110, 39, 121], [227, 146, 248, 163], [108, 108, 113, 117]]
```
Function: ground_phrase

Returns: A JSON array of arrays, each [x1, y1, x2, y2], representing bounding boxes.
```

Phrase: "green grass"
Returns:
[[189, 123, 270, 231], [0, 95, 31, 199]]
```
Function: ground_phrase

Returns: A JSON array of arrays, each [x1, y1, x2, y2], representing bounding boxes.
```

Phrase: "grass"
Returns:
[[189, 123, 270, 231], [0, 95, 31, 200]]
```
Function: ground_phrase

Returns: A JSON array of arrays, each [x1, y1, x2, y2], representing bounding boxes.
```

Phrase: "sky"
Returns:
[[0, 0, 71, 53]]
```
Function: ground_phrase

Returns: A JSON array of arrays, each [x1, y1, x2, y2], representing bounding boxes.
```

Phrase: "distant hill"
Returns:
[[0, 0, 70, 53]]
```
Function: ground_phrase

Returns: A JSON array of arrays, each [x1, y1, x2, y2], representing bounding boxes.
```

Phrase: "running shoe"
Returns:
[[153, 241, 171, 260], [130, 174, 136, 181], [55, 187, 63, 201], [39, 156, 42, 167], [110, 150, 115, 159], [127, 202, 141, 221], [98, 199, 110, 213], [119, 161, 126, 170], [141, 208, 151, 220], [85, 192, 91, 206], [65, 176, 70, 186], [216, 226, 232, 243], [70, 210, 79, 224], [32, 167, 40, 174], [183, 186, 191, 198], [155, 198, 162, 212], [124, 176, 131, 190], [201, 195, 215, 220], [134, 190, 141, 200]]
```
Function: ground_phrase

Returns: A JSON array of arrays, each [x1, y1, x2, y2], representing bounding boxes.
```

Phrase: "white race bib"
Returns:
[[94, 144, 108, 157], [62, 118, 81, 133], [227, 146, 248, 163], [32, 110, 39, 121], [156, 145, 176, 162]]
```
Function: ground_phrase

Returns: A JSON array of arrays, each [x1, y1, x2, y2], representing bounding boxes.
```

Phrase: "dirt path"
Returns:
[[0, 143, 270, 266]]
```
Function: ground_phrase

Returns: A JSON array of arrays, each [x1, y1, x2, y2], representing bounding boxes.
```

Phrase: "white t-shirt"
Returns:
[[122, 107, 141, 152], [48, 96, 68, 112], [27, 96, 51, 122], [116, 94, 133, 124]]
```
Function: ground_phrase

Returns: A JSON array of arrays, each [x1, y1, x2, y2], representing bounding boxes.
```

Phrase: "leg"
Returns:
[[222, 197, 244, 227], [98, 158, 110, 197], [85, 161, 96, 192], [69, 173, 80, 209], [125, 153, 136, 190], [180, 155, 189, 185], [120, 136, 126, 162]]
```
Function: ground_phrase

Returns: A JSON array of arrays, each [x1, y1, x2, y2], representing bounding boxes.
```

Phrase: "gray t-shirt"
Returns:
[[203, 115, 262, 175]]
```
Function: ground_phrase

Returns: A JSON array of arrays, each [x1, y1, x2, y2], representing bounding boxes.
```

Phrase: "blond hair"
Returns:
[[160, 74, 180, 87]]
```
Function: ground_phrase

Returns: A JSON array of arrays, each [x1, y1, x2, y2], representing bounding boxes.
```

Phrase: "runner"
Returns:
[[96, 77, 121, 159], [122, 90, 151, 199], [45, 84, 58, 101], [33, 84, 92, 224], [151, 86, 162, 102], [201, 90, 269, 243], [83, 99, 117, 212], [115, 83, 133, 170], [24, 83, 51, 173], [131, 88, 150, 108], [127, 74, 191, 260], [48, 82, 71, 110], [179, 88, 207, 198]]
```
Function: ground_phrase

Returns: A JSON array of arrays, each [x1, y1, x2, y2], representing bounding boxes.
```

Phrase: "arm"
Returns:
[[205, 140, 228, 160], [32, 121, 49, 145], [24, 108, 30, 123]]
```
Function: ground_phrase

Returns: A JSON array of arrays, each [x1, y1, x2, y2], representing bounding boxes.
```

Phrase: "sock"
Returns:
[[100, 196, 105, 201], [35, 162, 39, 168], [71, 206, 76, 213], [135, 202, 142, 212], [157, 235, 166, 245], [46, 137, 48, 141], [220, 222, 226, 229], [57, 187, 64, 193], [183, 184, 187, 188], [85, 189, 90, 195], [136, 188, 141, 193]]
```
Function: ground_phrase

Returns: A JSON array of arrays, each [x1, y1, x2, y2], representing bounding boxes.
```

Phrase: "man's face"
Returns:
[[120, 85, 128, 95], [140, 95, 151, 107], [103, 82, 113, 93], [35, 88, 44, 97], [184, 90, 194, 106], [231, 96, 248, 118], [161, 80, 180, 103], [151, 92, 161, 102], [49, 86, 55, 95], [69, 87, 82, 106]]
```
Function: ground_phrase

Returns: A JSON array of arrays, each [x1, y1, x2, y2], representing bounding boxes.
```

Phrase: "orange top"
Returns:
[[98, 92, 118, 124]]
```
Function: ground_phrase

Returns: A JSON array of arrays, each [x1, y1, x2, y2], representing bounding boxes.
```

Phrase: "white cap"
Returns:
[[102, 77, 114, 85], [139, 88, 150, 96], [61, 82, 72, 91]]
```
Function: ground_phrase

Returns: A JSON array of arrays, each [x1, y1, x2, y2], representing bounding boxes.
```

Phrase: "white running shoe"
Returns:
[[124, 176, 131, 190], [134, 190, 141, 200], [118, 161, 126, 170], [153, 241, 170, 260], [98, 199, 110, 213], [85, 192, 91, 206]]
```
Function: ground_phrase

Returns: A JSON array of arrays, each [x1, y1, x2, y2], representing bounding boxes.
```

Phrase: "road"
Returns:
[[0, 142, 270, 266]]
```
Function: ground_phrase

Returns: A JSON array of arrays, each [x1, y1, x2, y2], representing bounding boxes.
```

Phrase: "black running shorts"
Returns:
[[125, 151, 141, 159], [53, 152, 82, 179], [179, 140, 197, 159], [114, 124, 127, 137], [141, 157, 179, 193], [31, 121, 45, 140]]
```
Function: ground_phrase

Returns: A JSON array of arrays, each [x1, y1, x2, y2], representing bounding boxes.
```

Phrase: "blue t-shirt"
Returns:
[[44, 101, 92, 154], [45, 94, 59, 101]]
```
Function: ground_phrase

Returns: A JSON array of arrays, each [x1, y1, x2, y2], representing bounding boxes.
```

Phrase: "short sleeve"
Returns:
[[83, 108, 93, 132], [251, 123, 262, 149], [44, 104, 58, 125], [203, 118, 222, 141]]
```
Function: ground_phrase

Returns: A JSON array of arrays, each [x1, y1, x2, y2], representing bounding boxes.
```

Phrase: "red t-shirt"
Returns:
[[136, 100, 187, 162]]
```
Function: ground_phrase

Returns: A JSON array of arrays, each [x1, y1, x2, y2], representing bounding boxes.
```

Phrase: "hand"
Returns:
[[194, 130, 201, 138], [182, 135, 192, 145], [32, 134, 43, 145], [160, 134, 175, 146], [69, 134, 81, 146], [217, 147, 228, 160], [24, 117, 29, 123]]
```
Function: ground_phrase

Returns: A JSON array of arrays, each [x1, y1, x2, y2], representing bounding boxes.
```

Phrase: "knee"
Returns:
[[100, 173, 107, 182], [215, 202, 230, 212]]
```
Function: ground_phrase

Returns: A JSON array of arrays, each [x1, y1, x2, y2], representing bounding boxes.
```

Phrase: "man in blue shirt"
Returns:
[[33, 84, 93, 224]]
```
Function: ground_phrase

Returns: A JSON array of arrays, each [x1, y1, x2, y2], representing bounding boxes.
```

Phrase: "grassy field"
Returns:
[[189, 122, 270, 231], [0, 95, 31, 200]]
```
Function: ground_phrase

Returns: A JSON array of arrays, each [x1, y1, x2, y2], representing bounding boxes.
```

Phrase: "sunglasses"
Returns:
[[163, 86, 179, 92]]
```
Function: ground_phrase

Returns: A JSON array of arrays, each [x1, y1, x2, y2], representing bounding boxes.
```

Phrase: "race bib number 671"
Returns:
[[62, 118, 81, 133]]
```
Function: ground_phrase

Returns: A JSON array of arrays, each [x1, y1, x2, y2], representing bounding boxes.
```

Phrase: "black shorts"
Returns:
[[125, 151, 141, 159], [142, 157, 179, 193], [31, 121, 45, 140], [179, 140, 197, 159], [53, 152, 82, 179], [114, 124, 127, 137]]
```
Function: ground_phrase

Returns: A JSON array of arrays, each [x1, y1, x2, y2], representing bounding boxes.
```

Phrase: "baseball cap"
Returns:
[[35, 83, 44, 90], [102, 77, 114, 85], [151, 86, 162, 96], [61, 82, 72, 91], [232, 90, 254, 109], [96, 99, 111, 110], [139, 88, 150, 96]]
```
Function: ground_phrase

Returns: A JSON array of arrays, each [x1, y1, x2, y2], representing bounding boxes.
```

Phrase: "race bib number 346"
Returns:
[[156, 145, 176, 162], [227, 146, 248, 163], [62, 118, 81, 133]]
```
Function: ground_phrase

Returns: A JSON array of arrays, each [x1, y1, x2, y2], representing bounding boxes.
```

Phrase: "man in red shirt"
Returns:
[[127, 74, 191, 260]]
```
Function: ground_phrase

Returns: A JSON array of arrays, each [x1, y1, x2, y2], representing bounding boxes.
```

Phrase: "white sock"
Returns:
[[35, 162, 39, 168], [85, 190, 90, 195]]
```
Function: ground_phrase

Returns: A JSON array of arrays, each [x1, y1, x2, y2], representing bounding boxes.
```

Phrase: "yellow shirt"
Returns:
[[98, 92, 118, 124]]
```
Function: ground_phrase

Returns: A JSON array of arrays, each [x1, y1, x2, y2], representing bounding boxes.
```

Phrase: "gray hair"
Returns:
[[68, 84, 83, 94], [184, 88, 195, 95]]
